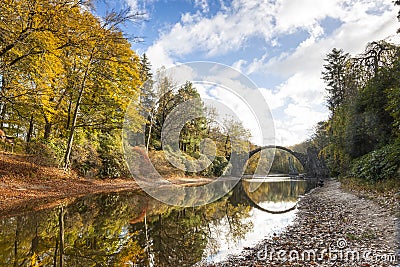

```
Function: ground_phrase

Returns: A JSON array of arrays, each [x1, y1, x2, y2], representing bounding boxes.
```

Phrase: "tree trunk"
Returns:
[[0, 102, 6, 129], [53, 238, 58, 267], [59, 206, 65, 267], [66, 97, 72, 131], [224, 134, 230, 158], [63, 87, 84, 169], [26, 115, 34, 143], [44, 119, 52, 140], [63, 55, 92, 169], [146, 110, 155, 151], [13, 218, 20, 267], [0, 75, 5, 129]]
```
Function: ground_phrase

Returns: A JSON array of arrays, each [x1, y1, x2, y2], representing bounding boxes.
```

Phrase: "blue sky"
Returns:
[[96, 0, 399, 145]]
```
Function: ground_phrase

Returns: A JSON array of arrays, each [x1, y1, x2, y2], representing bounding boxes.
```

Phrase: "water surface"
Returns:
[[0, 177, 316, 266]]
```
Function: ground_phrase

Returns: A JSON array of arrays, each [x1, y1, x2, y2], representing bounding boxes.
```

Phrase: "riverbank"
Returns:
[[0, 153, 213, 218], [0, 153, 139, 217], [209, 179, 399, 267]]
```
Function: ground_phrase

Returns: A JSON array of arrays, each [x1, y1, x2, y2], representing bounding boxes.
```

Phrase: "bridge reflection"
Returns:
[[228, 179, 315, 214]]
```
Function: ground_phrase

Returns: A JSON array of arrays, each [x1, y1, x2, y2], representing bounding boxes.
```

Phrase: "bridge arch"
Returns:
[[248, 145, 307, 171], [230, 145, 328, 178]]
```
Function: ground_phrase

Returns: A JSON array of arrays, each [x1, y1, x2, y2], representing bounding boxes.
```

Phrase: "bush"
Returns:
[[97, 133, 129, 179], [149, 150, 185, 177], [26, 139, 64, 167], [350, 141, 400, 181], [71, 139, 101, 177], [211, 156, 229, 176]]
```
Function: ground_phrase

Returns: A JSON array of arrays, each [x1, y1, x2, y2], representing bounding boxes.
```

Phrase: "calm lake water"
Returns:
[[0, 178, 317, 267]]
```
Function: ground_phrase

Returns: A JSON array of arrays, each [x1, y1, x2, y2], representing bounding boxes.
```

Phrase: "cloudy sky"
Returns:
[[97, 0, 399, 146]]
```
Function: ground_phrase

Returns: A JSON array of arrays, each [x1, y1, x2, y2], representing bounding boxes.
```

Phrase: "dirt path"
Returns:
[[211, 179, 399, 267]]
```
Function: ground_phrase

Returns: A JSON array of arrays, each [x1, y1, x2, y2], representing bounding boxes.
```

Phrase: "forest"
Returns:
[[307, 41, 400, 183], [1, 2, 399, 267], [0, 0, 299, 179], [1, 0, 399, 183]]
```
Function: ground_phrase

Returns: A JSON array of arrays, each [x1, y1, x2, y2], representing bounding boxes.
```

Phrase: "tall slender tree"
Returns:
[[396, 0, 400, 33], [322, 48, 350, 113]]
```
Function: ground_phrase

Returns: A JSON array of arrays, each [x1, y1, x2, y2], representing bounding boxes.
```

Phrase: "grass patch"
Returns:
[[340, 176, 400, 195], [346, 233, 359, 241], [361, 229, 376, 240]]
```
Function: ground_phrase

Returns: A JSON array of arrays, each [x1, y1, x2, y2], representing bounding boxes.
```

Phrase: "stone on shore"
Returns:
[[200, 180, 399, 267]]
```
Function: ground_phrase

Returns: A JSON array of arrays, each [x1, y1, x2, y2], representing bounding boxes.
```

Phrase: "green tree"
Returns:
[[322, 48, 350, 113], [175, 81, 207, 154], [318, 41, 400, 177], [150, 68, 176, 150]]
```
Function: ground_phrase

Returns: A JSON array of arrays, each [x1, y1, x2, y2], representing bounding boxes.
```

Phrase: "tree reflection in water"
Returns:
[[0, 179, 314, 266]]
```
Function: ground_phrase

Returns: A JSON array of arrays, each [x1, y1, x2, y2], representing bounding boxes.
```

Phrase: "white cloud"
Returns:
[[273, 0, 393, 34], [251, 1, 397, 77], [270, 104, 327, 145], [232, 59, 247, 73], [125, 0, 141, 11], [259, 88, 287, 111], [125, 0, 153, 18], [273, 0, 341, 33], [143, 0, 399, 145], [258, 71, 326, 113], [197, 83, 275, 145], [257, 70, 329, 145], [274, 122, 305, 146], [147, 0, 397, 71], [194, 0, 209, 13], [279, 72, 326, 106], [146, 42, 175, 70], [284, 104, 327, 127], [247, 1, 398, 141], [146, 0, 277, 69]]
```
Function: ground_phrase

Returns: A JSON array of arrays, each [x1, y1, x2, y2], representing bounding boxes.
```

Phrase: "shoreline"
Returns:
[[0, 175, 141, 218], [1, 153, 399, 266], [0, 152, 305, 218], [0, 153, 214, 218], [0, 171, 216, 218], [206, 179, 399, 267], [0, 152, 141, 217]]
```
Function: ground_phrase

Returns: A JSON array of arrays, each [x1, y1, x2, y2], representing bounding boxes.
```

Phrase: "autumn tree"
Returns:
[[62, 10, 143, 169], [0, 0, 89, 137], [0, 0, 144, 175]]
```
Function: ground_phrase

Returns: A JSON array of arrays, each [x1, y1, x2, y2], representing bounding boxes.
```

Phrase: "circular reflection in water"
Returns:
[[242, 178, 314, 213]]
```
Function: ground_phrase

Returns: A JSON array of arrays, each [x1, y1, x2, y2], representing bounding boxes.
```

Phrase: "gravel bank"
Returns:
[[208, 179, 399, 267]]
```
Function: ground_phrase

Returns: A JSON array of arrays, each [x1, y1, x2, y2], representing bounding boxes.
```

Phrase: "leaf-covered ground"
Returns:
[[0, 152, 215, 218], [0, 153, 141, 217]]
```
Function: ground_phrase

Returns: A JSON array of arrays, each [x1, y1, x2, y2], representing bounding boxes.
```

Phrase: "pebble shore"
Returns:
[[203, 180, 399, 267]]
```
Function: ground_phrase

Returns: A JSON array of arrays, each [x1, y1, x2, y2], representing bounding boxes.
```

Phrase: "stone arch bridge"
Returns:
[[230, 145, 329, 178]]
